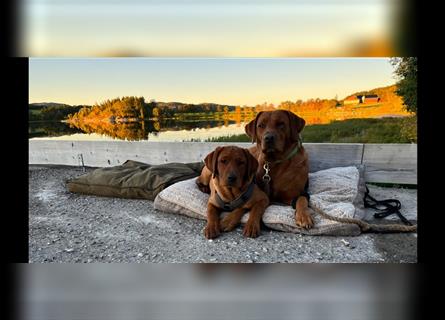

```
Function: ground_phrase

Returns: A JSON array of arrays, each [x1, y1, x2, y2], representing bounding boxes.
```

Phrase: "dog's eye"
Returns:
[[277, 122, 285, 129], [220, 159, 228, 164], [237, 161, 246, 166], [258, 123, 266, 129]]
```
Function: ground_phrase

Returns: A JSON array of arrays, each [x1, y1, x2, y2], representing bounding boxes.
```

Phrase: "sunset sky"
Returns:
[[22, 0, 395, 57], [29, 58, 396, 106]]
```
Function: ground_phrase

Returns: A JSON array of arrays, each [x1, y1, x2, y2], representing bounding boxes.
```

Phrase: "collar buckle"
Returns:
[[262, 162, 271, 183]]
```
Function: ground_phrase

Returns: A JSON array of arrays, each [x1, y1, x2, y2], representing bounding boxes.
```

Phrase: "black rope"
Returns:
[[364, 185, 413, 225]]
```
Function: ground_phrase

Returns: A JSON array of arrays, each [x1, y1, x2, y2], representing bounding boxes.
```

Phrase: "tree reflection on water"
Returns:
[[28, 118, 239, 141]]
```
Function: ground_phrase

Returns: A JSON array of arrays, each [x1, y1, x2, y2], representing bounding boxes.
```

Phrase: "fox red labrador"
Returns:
[[196, 146, 269, 239], [245, 110, 313, 229]]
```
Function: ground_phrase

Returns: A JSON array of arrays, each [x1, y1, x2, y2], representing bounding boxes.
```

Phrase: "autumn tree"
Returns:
[[152, 107, 160, 118]]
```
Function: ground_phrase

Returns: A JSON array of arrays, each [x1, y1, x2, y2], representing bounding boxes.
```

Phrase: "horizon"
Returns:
[[30, 82, 396, 108], [29, 58, 396, 106]]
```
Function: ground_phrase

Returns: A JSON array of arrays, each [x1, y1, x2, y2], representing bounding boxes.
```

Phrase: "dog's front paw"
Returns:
[[243, 221, 261, 238], [295, 209, 314, 229], [220, 215, 240, 232], [204, 222, 220, 239]]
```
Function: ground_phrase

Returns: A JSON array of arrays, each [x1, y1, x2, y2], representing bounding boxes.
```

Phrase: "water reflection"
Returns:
[[29, 109, 408, 142], [29, 121, 82, 138], [29, 119, 242, 141]]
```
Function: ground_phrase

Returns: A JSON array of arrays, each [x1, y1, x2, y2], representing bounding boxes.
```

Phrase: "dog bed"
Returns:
[[154, 166, 367, 236]]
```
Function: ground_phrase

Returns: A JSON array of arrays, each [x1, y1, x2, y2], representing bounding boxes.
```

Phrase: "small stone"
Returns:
[[262, 248, 268, 252], [208, 239, 213, 242], [137, 253, 143, 258], [340, 239, 350, 246], [284, 251, 290, 255], [64, 248, 74, 253]]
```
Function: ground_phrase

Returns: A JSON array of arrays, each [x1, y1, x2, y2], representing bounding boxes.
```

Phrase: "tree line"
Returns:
[[29, 104, 85, 121], [31, 78, 413, 124]]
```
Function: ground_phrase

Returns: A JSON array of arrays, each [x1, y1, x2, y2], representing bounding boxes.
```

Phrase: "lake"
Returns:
[[29, 108, 405, 142], [29, 119, 248, 142]]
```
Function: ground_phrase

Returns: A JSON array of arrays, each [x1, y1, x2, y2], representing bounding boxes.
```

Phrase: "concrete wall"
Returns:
[[29, 140, 417, 185]]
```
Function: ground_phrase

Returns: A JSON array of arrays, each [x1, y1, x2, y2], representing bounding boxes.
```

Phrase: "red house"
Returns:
[[358, 94, 380, 104]]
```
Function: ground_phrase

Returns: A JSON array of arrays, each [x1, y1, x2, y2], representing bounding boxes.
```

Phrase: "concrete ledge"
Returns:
[[29, 140, 417, 185]]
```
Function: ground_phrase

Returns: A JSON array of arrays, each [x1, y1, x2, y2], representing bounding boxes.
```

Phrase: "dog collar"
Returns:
[[214, 179, 256, 211], [262, 135, 302, 184], [276, 135, 302, 164]]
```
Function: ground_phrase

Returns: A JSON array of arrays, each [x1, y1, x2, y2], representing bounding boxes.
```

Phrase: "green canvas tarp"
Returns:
[[66, 160, 204, 200]]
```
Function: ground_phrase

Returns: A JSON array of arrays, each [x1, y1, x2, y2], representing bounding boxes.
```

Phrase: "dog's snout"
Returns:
[[227, 173, 237, 184], [264, 133, 275, 143]]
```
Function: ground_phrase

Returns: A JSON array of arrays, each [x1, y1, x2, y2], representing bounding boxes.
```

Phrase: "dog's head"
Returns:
[[204, 146, 258, 188], [245, 110, 305, 158]]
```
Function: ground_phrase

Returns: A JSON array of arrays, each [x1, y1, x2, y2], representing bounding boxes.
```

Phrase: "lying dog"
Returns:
[[245, 110, 314, 229], [196, 146, 269, 239]]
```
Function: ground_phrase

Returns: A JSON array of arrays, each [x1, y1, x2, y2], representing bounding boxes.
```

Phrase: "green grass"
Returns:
[[206, 117, 415, 143]]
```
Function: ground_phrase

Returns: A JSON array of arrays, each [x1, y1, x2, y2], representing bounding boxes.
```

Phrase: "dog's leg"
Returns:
[[295, 196, 314, 229], [220, 208, 246, 232], [196, 179, 210, 194], [204, 203, 221, 239], [243, 199, 268, 238], [196, 166, 212, 194]]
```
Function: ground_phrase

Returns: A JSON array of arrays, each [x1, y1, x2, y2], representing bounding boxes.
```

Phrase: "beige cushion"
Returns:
[[154, 166, 366, 236]]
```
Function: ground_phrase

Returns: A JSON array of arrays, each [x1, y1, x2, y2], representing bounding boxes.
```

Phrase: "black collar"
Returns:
[[215, 179, 256, 212]]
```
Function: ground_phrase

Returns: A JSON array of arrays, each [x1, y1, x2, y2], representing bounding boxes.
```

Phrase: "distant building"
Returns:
[[360, 94, 380, 104], [343, 96, 360, 105], [344, 94, 380, 105]]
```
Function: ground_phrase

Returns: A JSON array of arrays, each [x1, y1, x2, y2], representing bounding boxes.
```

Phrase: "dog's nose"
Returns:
[[264, 134, 275, 143], [227, 174, 237, 184]]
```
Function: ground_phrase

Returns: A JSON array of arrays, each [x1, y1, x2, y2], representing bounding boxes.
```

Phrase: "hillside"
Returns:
[[333, 84, 409, 121], [343, 84, 402, 105], [29, 102, 74, 109]]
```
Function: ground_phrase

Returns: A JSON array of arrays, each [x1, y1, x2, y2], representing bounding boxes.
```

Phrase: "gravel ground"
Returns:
[[29, 165, 417, 263]]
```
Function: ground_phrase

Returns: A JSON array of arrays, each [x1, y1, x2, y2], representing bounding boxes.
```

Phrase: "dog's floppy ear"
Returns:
[[204, 146, 223, 177], [245, 112, 263, 143], [243, 148, 259, 181], [286, 110, 306, 142]]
